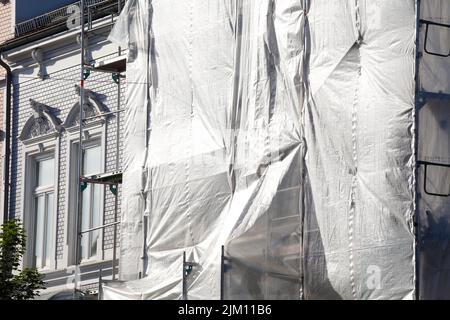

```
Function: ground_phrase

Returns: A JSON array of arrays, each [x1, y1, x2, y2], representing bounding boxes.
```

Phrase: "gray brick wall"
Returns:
[[10, 53, 125, 266], [57, 129, 68, 260]]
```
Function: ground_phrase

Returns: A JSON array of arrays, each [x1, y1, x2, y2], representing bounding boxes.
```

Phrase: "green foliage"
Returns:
[[0, 219, 45, 300]]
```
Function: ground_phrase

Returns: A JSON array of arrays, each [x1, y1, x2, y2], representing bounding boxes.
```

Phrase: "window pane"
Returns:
[[83, 145, 101, 176], [80, 143, 102, 260], [91, 185, 102, 257], [81, 233, 89, 261], [81, 184, 92, 260], [35, 195, 45, 268], [37, 157, 54, 187], [92, 185, 101, 228], [90, 231, 98, 257], [45, 193, 54, 267]]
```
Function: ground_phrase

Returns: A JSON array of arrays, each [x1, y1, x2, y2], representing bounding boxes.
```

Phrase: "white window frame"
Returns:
[[21, 138, 59, 271], [64, 124, 106, 267], [32, 153, 56, 270]]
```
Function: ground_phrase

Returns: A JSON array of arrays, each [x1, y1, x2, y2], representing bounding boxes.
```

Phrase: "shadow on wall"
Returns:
[[418, 98, 450, 299], [419, 200, 450, 300], [9, 82, 21, 220]]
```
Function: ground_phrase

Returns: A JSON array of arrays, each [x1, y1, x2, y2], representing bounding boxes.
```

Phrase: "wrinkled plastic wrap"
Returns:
[[107, 0, 150, 282], [417, 0, 450, 300], [102, 0, 419, 300], [303, 0, 416, 300]]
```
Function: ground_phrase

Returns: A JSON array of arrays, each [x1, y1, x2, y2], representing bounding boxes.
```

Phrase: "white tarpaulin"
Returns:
[[99, 0, 447, 300]]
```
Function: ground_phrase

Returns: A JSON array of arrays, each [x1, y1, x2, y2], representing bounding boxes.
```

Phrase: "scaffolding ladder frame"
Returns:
[[74, 0, 125, 299]]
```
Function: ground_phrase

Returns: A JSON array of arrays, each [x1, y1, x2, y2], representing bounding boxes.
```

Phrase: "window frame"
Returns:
[[32, 153, 56, 270], [21, 141, 59, 271], [65, 125, 106, 267]]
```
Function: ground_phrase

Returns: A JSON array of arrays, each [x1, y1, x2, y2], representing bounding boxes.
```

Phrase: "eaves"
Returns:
[[0, 15, 117, 64]]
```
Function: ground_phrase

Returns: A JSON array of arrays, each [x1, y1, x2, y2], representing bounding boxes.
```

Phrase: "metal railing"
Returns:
[[420, 19, 450, 58], [418, 160, 450, 197], [14, 0, 125, 38]]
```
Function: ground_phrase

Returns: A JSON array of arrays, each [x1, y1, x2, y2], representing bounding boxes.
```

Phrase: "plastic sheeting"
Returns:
[[102, 0, 421, 300], [303, 0, 416, 300]]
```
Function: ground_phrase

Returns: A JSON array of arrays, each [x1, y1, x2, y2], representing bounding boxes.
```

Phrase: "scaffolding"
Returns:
[[88, 0, 449, 300], [73, 0, 126, 299], [415, 0, 450, 299], [416, 15, 450, 197]]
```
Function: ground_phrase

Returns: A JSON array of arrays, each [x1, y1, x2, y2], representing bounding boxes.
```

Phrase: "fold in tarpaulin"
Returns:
[[101, 0, 428, 300]]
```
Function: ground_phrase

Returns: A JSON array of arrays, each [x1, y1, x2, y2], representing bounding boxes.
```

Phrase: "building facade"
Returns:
[[0, 0, 125, 298]]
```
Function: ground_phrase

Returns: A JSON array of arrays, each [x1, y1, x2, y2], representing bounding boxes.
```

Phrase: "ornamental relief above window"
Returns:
[[19, 99, 62, 143], [62, 85, 109, 130], [20, 86, 109, 143]]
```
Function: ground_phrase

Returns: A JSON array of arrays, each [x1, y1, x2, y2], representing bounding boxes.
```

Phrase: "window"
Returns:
[[80, 143, 102, 261], [20, 99, 61, 269], [33, 155, 55, 269], [64, 91, 107, 266]]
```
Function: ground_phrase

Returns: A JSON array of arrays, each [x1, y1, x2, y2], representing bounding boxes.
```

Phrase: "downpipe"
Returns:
[[0, 52, 12, 223]]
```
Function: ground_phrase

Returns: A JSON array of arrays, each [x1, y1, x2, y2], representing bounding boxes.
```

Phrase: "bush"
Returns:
[[0, 219, 45, 300]]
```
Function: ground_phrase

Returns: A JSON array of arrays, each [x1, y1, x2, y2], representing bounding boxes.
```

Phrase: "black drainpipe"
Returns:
[[0, 52, 12, 223]]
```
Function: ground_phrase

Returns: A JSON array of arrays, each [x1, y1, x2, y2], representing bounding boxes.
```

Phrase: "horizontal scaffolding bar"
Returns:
[[80, 221, 120, 235], [418, 91, 450, 101], [85, 64, 127, 75], [417, 160, 450, 168], [419, 19, 450, 28], [82, 109, 125, 121], [81, 171, 123, 185]]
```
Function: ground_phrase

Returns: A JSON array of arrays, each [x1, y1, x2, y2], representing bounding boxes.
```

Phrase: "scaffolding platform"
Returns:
[[81, 170, 123, 185], [85, 55, 126, 74]]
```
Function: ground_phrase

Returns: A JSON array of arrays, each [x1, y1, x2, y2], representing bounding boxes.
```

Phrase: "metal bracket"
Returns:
[[112, 73, 120, 84], [83, 69, 91, 80], [80, 181, 88, 192], [182, 252, 199, 300], [418, 160, 450, 197], [184, 264, 193, 276], [420, 19, 450, 58], [417, 91, 450, 109], [109, 184, 118, 196]]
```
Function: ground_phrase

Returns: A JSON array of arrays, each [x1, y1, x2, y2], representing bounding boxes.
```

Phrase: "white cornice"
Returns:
[[2, 15, 117, 63]]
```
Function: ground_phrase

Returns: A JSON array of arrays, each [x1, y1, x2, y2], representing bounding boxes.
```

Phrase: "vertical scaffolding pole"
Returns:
[[414, 0, 421, 301], [220, 245, 225, 300], [182, 251, 187, 300], [139, 3, 152, 278], [98, 268, 103, 300], [74, 0, 86, 299], [111, 58, 121, 281], [112, 183, 118, 280], [299, 0, 310, 301]]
